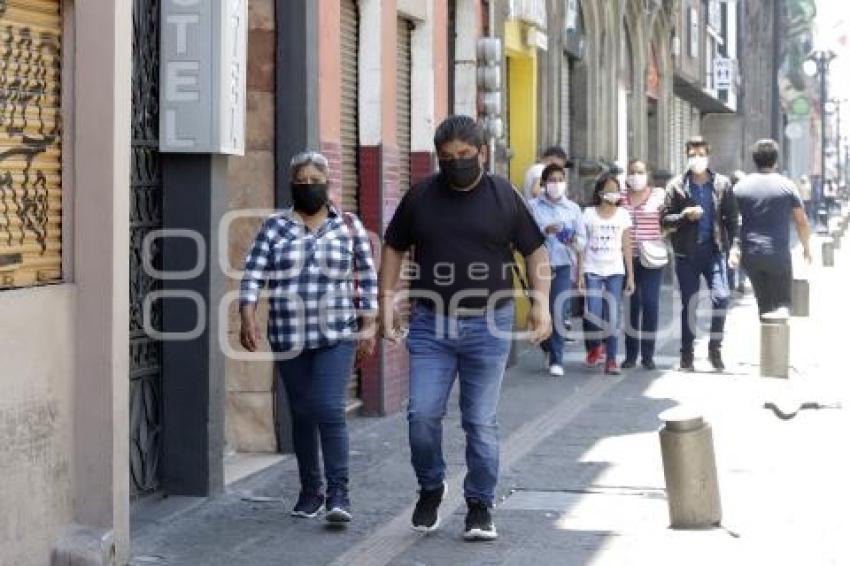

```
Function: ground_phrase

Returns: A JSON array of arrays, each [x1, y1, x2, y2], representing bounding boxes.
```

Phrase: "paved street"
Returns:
[[130, 235, 850, 566]]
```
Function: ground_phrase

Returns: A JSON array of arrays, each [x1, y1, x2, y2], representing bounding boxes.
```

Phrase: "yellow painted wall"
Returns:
[[504, 21, 539, 329], [504, 21, 537, 190]]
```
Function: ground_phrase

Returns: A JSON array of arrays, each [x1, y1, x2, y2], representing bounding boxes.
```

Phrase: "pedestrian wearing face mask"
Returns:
[[380, 115, 551, 541], [621, 159, 667, 370], [239, 151, 379, 524], [529, 162, 587, 377], [661, 136, 740, 372], [577, 174, 636, 375]]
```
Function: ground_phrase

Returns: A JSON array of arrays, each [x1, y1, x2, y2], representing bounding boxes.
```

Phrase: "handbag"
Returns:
[[638, 239, 669, 269]]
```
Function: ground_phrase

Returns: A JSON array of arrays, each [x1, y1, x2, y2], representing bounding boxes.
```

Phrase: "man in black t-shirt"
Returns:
[[379, 115, 551, 541], [731, 139, 812, 315]]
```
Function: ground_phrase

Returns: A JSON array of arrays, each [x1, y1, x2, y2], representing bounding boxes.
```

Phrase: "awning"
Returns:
[[673, 75, 735, 114]]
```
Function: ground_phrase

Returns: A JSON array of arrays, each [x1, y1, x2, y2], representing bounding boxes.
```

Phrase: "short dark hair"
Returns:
[[627, 158, 648, 172], [685, 136, 711, 154], [433, 115, 485, 151], [752, 139, 780, 169], [542, 145, 568, 161], [540, 163, 566, 184], [592, 173, 621, 206]]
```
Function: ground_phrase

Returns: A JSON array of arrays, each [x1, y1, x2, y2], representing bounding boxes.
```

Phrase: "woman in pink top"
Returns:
[[621, 159, 667, 370]]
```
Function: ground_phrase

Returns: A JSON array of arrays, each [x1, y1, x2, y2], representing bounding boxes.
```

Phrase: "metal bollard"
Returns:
[[833, 232, 842, 250], [791, 279, 809, 317], [823, 240, 835, 266], [760, 311, 790, 379], [659, 411, 722, 529]]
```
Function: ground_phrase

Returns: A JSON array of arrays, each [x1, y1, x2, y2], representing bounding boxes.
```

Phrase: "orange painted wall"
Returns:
[[318, 0, 342, 141]]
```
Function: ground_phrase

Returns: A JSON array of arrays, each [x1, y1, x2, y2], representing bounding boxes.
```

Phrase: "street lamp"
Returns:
[[827, 97, 846, 199], [804, 49, 836, 230]]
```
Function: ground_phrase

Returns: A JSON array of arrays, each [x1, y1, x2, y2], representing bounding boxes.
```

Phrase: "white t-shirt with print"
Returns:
[[582, 206, 632, 276]]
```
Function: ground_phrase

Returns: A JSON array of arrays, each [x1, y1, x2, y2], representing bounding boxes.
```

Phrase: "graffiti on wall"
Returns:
[[0, 5, 62, 285]]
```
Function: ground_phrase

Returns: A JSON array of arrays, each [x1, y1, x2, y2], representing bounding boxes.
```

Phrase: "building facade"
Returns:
[[2, 2, 767, 564]]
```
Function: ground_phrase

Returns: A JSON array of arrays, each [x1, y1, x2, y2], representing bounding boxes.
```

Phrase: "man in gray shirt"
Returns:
[[731, 139, 812, 315]]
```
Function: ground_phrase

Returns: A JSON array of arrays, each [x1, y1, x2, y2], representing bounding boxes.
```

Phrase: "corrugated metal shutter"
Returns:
[[672, 97, 684, 173], [0, 1, 62, 289], [341, 0, 361, 408], [341, 0, 359, 213], [560, 55, 571, 154], [396, 17, 412, 195]]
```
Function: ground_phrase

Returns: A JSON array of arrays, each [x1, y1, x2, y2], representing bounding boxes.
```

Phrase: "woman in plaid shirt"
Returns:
[[239, 151, 378, 524]]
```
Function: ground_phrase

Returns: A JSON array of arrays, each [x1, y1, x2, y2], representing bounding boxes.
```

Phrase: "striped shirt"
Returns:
[[621, 187, 665, 255]]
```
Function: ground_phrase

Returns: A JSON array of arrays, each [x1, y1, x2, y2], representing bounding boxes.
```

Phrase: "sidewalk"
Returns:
[[131, 234, 850, 566]]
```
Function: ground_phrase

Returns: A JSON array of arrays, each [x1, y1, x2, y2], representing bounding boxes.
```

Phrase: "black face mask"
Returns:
[[439, 155, 482, 189], [291, 183, 329, 215]]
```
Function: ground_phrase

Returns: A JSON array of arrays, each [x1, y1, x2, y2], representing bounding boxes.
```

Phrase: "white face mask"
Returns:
[[602, 192, 620, 205], [626, 174, 648, 191], [688, 156, 709, 174], [545, 181, 567, 200]]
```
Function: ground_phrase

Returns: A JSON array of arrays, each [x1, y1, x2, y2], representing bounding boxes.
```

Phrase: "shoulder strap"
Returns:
[[340, 211, 363, 302]]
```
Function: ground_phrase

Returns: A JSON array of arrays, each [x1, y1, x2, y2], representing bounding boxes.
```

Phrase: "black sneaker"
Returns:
[[411, 481, 446, 532], [641, 359, 657, 370], [679, 351, 695, 372], [464, 500, 498, 541], [621, 359, 637, 369], [708, 349, 725, 372], [325, 490, 351, 523], [291, 492, 324, 518]]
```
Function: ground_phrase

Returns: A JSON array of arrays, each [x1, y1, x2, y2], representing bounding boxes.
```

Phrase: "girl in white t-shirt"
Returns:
[[578, 174, 635, 375]]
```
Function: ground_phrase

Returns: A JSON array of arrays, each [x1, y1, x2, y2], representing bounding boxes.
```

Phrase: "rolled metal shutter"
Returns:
[[341, 0, 362, 408], [396, 17, 412, 195], [0, 1, 63, 288], [560, 55, 571, 154], [341, 0, 359, 213]]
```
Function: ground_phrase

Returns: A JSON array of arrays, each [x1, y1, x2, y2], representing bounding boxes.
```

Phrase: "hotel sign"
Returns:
[[160, 0, 247, 155]]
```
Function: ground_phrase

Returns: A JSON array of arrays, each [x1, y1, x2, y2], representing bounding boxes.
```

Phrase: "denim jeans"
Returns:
[[544, 264, 572, 366], [406, 302, 514, 506], [584, 273, 625, 361], [625, 262, 663, 363], [674, 243, 730, 353], [275, 340, 356, 495]]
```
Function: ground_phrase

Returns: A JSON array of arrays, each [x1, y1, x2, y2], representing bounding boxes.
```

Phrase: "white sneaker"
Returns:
[[549, 364, 564, 377]]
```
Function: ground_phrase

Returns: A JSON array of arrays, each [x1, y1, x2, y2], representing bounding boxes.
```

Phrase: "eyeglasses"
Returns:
[[290, 151, 328, 168]]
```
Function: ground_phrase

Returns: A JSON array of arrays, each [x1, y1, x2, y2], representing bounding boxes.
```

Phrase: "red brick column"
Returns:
[[320, 141, 343, 208], [410, 151, 435, 185], [358, 144, 409, 416]]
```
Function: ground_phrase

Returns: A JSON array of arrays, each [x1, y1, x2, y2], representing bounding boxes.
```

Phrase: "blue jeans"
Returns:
[[625, 262, 663, 363], [584, 273, 625, 361], [406, 302, 514, 505], [674, 243, 730, 353], [544, 264, 572, 366], [275, 340, 356, 495]]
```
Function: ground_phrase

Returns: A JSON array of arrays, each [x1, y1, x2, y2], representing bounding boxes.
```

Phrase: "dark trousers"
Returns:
[[742, 256, 792, 315], [674, 243, 730, 354], [625, 262, 663, 363], [275, 340, 356, 495]]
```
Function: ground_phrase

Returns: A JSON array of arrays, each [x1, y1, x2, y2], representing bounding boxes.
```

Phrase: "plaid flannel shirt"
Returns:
[[239, 207, 378, 353]]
